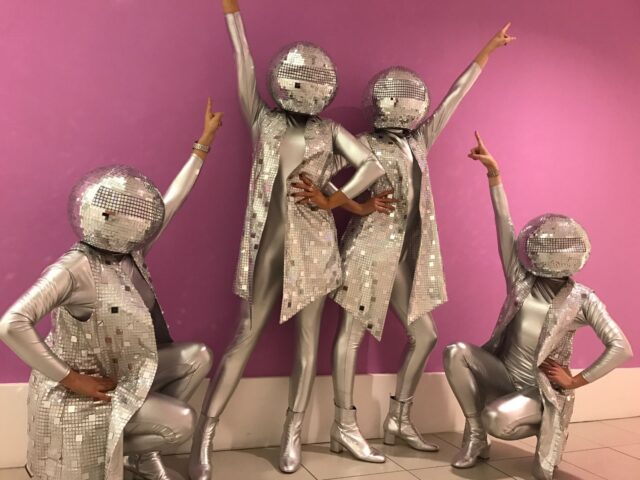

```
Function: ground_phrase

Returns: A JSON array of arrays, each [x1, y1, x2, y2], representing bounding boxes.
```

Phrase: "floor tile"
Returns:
[[563, 447, 640, 480], [300, 443, 404, 479], [328, 472, 418, 480], [568, 421, 640, 447], [435, 431, 535, 461], [370, 434, 460, 470], [164, 450, 316, 480], [601, 417, 640, 435], [0, 468, 29, 480], [411, 463, 512, 479], [489, 457, 604, 480], [613, 443, 640, 459]]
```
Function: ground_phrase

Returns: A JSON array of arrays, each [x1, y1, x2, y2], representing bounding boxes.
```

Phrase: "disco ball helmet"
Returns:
[[364, 66, 430, 130], [68, 165, 165, 254], [268, 42, 338, 115], [517, 214, 591, 278]]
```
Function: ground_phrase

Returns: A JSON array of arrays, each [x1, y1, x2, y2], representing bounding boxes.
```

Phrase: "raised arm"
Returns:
[[422, 23, 515, 149], [469, 132, 521, 285], [143, 98, 223, 255], [224, 0, 267, 135], [541, 292, 633, 390]]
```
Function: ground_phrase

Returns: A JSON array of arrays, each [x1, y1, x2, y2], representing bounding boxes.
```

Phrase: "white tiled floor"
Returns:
[[3, 418, 640, 479]]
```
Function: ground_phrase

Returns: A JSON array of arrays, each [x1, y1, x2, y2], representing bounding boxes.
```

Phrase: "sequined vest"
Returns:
[[333, 129, 446, 339], [483, 275, 591, 477], [234, 111, 343, 321], [26, 243, 158, 480]]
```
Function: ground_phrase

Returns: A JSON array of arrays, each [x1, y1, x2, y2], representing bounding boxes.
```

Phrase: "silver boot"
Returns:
[[451, 416, 491, 468], [383, 396, 439, 452], [330, 404, 385, 463], [124, 451, 184, 480], [188, 415, 218, 480], [279, 409, 305, 473]]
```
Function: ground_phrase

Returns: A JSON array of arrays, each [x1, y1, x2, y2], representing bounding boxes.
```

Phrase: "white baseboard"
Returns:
[[1, 368, 638, 469]]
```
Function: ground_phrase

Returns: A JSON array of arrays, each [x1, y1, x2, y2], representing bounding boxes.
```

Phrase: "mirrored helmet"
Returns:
[[268, 42, 338, 115], [517, 214, 591, 278], [68, 165, 165, 254], [364, 66, 430, 130]]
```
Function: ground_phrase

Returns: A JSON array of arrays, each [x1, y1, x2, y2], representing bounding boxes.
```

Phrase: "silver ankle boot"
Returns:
[[383, 396, 439, 452], [279, 409, 305, 473], [188, 415, 218, 480], [330, 404, 385, 463], [124, 451, 184, 480], [451, 416, 491, 468]]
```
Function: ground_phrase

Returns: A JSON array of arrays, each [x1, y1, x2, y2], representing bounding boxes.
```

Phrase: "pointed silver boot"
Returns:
[[124, 451, 184, 480], [451, 416, 491, 468], [329, 404, 385, 463], [383, 396, 439, 452], [188, 415, 218, 480], [279, 409, 305, 473]]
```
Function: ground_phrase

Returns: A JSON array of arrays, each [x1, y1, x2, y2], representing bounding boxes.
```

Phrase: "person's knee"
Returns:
[[192, 343, 214, 373], [442, 342, 470, 368], [167, 404, 196, 445]]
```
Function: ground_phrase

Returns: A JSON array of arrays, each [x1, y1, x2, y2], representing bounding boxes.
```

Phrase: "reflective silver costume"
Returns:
[[443, 183, 632, 480], [329, 63, 482, 460], [188, 11, 383, 479], [0, 156, 213, 480]]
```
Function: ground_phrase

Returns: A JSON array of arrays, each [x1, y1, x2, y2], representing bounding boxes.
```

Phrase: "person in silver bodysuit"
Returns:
[[188, 2, 384, 478], [443, 132, 633, 480], [324, 25, 516, 463], [0, 99, 222, 480]]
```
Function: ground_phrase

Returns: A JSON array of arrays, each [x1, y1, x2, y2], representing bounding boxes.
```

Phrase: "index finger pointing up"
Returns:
[[501, 22, 512, 34], [474, 130, 485, 147]]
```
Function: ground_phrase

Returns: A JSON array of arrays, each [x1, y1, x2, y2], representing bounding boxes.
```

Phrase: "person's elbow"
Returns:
[[369, 158, 385, 181], [0, 313, 14, 344]]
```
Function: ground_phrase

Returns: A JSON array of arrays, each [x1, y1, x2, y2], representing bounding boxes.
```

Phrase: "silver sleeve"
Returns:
[[332, 124, 384, 199], [422, 62, 482, 149], [578, 292, 633, 383], [226, 11, 267, 136], [490, 184, 523, 285], [0, 264, 74, 382], [144, 153, 204, 255]]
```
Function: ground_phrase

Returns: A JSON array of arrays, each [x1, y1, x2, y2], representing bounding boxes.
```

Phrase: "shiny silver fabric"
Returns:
[[279, 409, 305, 473], [444, 184, 632, 479], [268, 42, 338, 115], [226, 12, 383, 321], [364, 67, 430, 130], [517, 214, 591, 278], [333, 62, 482, 339], [330, 405, 385, 463], [383, 396, 439, 451], [0, 154, 209, 480], [124, 451, 184, 480], [68, 166, 165, 254], [26, 242, 158, 480]]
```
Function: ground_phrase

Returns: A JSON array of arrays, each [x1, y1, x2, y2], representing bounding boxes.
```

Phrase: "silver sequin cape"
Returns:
[[333, 63, 481, 339], [234, 111, 346, 321], [27, 243, 158, 480]]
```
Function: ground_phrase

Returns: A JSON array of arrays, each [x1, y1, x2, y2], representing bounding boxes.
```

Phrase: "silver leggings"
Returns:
[[201, 212, 326, 418], [443, 342, 542, 440], [124, 342, 213, 453], [333, 254, 438, 408]]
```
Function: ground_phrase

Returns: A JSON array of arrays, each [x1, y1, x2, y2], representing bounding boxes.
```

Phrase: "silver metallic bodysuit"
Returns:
[[0, 154, 213, 479], [443, 184, 633, 479], [332, 63, 482, 410]]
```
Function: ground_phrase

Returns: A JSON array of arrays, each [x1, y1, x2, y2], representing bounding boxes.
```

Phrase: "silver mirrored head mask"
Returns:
[[68, 165, 165, 254], [364, 66, 430, 130], [517, 214, 591, 278], [268, 42, 338, 115]]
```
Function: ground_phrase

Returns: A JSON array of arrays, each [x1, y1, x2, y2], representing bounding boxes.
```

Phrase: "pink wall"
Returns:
[[1, 0, 638, 383]]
